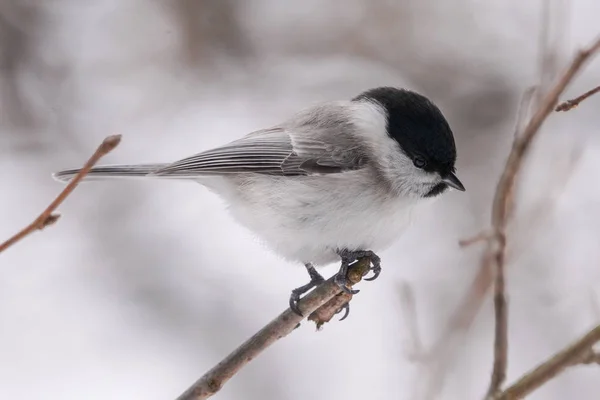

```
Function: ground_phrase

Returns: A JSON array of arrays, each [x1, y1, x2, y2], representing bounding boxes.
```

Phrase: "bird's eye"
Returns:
[[413, 156, 427, 169]]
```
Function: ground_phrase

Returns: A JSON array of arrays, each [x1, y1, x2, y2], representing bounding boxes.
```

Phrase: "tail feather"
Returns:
[[52, 163, 168, 183]]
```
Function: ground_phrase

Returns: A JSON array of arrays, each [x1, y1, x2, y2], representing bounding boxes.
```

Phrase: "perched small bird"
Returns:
[[54, 87, 464, 319]]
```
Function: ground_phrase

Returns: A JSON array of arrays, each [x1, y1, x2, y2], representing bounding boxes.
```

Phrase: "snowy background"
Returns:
[[1, 1, 600, 399]]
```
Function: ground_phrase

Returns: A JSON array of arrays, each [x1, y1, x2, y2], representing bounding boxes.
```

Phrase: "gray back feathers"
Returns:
[[53, 102, 368, 182]]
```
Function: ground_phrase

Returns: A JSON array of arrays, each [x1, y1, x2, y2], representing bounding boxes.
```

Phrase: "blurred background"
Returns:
[[1, 1, 600, 399]]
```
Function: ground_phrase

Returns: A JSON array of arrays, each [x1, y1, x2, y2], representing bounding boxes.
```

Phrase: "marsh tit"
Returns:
[[54, 87, 465, 319]]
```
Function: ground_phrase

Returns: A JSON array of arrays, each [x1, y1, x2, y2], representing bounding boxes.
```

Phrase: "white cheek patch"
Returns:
[[414, 168, 439, 184], [389, 151, 440, 193], [349, 100, 441, 196], [349, 101, 389, 139], [376, 135, 441, 195]]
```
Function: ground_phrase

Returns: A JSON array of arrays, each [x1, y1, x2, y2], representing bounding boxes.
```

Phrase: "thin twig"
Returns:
[[579, 349, 600, 366], [535, 0, 568, 107], [486, 232, 508, 397], [485, 35, 600, 397], [513, 87, 537, 139], [536, 0, 554, 106], [0, 135, 122, 254], [459, 230, 494, 248], [177, 258, 372, 400], [490, 37, 600, 230], [555, 85, 600, 111], [496, 325, 600, 399]]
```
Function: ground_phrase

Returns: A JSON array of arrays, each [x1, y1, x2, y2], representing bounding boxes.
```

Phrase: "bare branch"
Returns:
[[459, 230, 494, 247], [308, 291, 353, 329], [555, 85, 600, 111], [496, 325, 600, 399], [486, 232, 508, 397], [490, 36, 600, 230], [513, 86, 538, 139], [485, 35, 600, 397], [0, 135, 122, 254], [579, 348, 600, 366], [535, 0, 568, 106], [176, 258, 372, 400]]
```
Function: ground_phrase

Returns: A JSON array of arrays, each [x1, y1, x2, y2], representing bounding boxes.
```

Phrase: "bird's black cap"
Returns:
[[353, 87, 458, 178]]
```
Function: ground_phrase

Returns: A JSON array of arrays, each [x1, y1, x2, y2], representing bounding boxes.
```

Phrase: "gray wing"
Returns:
[[154, 126, 366, 177]]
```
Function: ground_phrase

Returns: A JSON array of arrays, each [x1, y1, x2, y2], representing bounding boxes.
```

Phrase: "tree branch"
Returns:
[[0, 135, 121, 254], [490, 36, 600, 231], [176, 258, 372, 400], [555, 85, 600, 111], [496, 324, 600, 399], [484, 35, 600, 397]]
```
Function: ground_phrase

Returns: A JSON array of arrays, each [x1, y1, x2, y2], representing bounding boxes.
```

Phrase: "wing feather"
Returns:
[[154, 126, 365, 177]]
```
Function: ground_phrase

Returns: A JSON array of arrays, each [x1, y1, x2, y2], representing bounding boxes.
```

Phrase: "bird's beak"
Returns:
[[442, 172, 465, 192]]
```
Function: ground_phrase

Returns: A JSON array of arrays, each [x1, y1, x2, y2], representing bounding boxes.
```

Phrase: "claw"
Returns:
[[366, 252, 382, 281], [334, 273, 360, 294], [335, 250, 361, 295], [338, 249, 382, 282], [335, 302, 351, 321], [364, 265, 381, 281]]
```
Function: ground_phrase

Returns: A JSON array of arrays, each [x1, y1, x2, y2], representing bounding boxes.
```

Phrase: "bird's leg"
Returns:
[[335, 249, 382, 291], [289, 263, 325, 316]]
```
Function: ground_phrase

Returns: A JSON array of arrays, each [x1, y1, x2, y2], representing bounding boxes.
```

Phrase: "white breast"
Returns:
[[206, 170, 419, 266]]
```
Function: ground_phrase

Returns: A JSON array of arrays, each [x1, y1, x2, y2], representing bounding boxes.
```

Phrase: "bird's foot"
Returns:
[[289, 263, 325, 316], [335, 249, 382, 292]]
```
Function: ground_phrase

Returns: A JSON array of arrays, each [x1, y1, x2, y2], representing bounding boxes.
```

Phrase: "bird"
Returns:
[[54, 86, 465, 319]]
